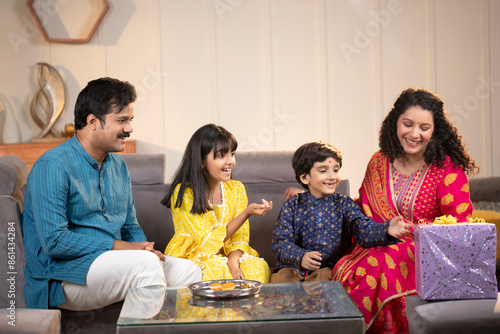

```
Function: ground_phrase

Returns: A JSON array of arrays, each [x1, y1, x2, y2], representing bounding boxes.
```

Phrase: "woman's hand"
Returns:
[[246, 199, 273, 217], [285, 187, 304, 199], [387, 216, 411, 239]]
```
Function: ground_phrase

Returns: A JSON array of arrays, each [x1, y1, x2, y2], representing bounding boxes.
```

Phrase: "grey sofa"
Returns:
[[0, 151, 349, 333], [0, 155, 61, 333], [124, 150, 350, 270]]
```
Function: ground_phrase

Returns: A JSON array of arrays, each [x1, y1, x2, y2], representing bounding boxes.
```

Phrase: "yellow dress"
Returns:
[[164, 180, 270, 283]]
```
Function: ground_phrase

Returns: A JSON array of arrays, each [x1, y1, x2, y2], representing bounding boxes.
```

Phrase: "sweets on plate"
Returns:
[[210, 282, 222, 291], [221, 282, 236, 291]]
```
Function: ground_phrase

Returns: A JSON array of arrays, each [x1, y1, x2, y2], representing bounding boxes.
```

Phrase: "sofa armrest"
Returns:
[[0, 155, 28, 207]]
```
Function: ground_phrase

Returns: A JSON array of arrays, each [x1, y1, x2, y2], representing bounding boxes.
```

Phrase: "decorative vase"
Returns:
[[0, 96, 4, 144], [30, 62, 66, 139], [0, 94, 21, 144]]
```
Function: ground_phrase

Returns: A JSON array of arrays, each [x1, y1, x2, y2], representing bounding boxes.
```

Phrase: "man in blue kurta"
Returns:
[[271, 141, 409, 283], [22, 77, 201, 310]]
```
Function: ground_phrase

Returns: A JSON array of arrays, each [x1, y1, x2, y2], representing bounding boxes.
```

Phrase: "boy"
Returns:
[[270, 141, 410, 283]]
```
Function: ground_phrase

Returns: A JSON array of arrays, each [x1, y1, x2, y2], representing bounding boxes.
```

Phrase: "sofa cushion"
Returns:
[[0, 308, 61, 334], [473, 201, 500, 213], [469, 177, 500, 202], [471, 209, 500, 260], [0, 155, 27, 206], [120, 153, 165, 185], [406, 294, 500, 334], [232, 151, 295, 183]]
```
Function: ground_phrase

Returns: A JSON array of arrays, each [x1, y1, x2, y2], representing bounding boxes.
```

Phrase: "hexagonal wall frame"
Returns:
[[26, 0, 109, 43]]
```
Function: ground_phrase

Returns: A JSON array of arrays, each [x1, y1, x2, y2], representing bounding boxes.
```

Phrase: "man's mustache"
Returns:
[[117, 133, 130, 139]]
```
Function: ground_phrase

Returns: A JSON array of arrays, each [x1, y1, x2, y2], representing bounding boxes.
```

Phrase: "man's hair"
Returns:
[[74, 77, 137, 130], [292, 141, 343, 189]]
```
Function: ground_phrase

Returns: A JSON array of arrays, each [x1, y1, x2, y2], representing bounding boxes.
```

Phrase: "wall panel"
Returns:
[[490, 0, 500, 176], [0, 0, 498, 190], [325, 0, 381, 191], [435, 0, 490, 176], [270, 0, 328, 150], [213, 0, 271, 150]]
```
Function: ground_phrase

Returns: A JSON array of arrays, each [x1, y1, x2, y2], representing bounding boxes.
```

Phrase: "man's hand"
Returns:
[[112, 240, 166, 261], [387, 216, 411, 239], [285, 187, 304, 199], [301, 251, 322, 271]]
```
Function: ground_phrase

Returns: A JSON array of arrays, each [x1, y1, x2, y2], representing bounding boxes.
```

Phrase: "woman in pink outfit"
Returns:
[[332, 88, 478, 333]]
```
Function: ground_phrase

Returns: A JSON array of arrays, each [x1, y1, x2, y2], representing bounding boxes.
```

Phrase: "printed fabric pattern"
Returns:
[[165, 180, 270, 283], [332, 151, 473, 333]]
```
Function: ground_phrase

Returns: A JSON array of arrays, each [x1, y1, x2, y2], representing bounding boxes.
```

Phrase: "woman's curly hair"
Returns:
[[379, 88, 478, 175]]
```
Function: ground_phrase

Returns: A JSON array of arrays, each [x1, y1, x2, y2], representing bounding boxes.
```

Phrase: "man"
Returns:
[[22, 77, 201, 310]]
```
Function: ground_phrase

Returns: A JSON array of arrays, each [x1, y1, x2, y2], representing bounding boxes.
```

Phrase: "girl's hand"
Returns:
[[387, 216, 411, 239], [247, 199, 273, 217], [227, 252, 245, 279]]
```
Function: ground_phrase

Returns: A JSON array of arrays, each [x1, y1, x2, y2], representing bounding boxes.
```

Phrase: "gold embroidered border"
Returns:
[[365, 289, 418, 331]]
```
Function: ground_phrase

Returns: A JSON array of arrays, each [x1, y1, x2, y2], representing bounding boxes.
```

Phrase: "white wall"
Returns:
[[1, 0, 499, 195]]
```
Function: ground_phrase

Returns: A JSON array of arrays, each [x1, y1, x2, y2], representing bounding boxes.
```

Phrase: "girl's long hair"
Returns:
[[379, 88, 478, 175], [161, 124, 238, 214]]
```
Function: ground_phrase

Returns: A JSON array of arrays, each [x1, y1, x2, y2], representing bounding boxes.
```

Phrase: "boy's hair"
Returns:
[[292, 141, 343, 189]]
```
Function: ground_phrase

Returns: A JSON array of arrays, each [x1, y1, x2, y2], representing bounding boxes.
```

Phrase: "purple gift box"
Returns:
[[415, 223, 498, 300]]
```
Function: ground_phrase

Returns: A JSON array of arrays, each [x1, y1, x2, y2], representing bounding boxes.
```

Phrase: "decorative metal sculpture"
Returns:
[[30, 62, 66, 139]]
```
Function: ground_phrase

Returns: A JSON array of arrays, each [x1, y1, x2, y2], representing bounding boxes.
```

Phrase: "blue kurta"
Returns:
[[271, 191, 398, 276], [22, 135, 146, 309]]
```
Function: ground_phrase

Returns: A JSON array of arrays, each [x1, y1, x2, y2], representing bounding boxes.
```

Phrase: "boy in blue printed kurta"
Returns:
[[270, 142, 410, 283]]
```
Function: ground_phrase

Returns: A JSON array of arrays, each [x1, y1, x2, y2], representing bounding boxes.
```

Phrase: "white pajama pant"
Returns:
[[59, 250, 202, 311]]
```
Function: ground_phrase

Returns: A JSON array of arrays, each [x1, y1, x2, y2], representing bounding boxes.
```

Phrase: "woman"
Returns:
[[332, 88, 478, 332], [161, 124, 273, 283]]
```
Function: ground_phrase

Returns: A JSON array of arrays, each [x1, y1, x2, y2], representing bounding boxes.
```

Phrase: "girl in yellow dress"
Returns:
[[161, 124, 273, 283]]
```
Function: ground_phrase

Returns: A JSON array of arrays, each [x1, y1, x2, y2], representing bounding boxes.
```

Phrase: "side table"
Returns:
[[0, 140, 136, 172]]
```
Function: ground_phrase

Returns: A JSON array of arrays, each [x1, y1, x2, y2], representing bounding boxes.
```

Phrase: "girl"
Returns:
[[161, 124, 273, 283]]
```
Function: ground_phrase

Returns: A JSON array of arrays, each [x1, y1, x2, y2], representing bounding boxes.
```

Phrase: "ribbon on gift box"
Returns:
[[434, 215, 459, 225], [418, 215, 485, 225]]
